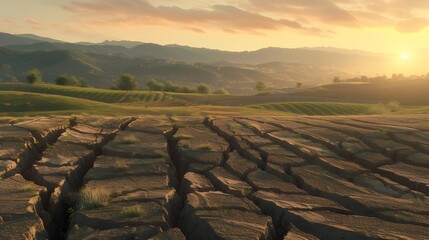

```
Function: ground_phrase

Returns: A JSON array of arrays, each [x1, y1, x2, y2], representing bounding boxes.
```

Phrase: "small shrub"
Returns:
[[67, 208, 75, 221], [69, 116, 78, 126], [197, 84, 211, 94], [26, 68, 43, 84], [120, 205, 145, 218], [255, 81, 267, 92], [146, 79, 164, 91], [413, 197, 424, 204], [55, 75, 85, 87], [77, 187, 110, 210], [116, 74, 138, 91], [241, 188, 252, 197]]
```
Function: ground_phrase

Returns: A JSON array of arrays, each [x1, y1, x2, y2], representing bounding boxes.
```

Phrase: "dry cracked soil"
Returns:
[[0, 114, 428, 239]]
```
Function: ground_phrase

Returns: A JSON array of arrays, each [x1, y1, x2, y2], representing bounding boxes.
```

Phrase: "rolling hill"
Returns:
[[0, 32, 42, 46], [5, 41, 387, 74], [291, 78, 429, 105], [2, 84, 428, 117], [0, 47, 349, 93]]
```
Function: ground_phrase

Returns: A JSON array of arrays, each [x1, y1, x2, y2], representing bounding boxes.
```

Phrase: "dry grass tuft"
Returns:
[[18, 184, 38, 192], [113, 160, 129, 170], [120, 205, 145, 217], [77, 187, 111, 210]]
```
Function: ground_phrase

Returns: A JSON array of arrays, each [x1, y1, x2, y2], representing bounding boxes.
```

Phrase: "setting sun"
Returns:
[[401, 53, 410, 61]]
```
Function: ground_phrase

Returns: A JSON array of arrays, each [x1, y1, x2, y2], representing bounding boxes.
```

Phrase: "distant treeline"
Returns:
[[333, 73, 429, 83], [25, 68, 228, 94]]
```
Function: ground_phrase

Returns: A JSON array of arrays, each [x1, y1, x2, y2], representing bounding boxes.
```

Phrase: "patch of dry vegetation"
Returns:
[[120, 135, 139, 144], [120, 205, 145, 217], [113, 160, 129, 170], [77, 187, 111, 210]]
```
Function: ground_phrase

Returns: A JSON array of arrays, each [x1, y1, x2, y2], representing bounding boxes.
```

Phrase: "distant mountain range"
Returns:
[[2, 36, 389, 72], [1, 31, 419, 93]]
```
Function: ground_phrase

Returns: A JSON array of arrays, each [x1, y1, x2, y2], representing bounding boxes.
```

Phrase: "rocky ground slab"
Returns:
[[0, 114, 428, 239]]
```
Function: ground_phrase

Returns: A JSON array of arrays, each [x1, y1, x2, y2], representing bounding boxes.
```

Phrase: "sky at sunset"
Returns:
[[1, 0, 428, 56]]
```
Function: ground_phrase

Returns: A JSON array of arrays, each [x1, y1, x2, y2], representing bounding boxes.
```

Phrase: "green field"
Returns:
[[1, 84, 428, 116], [0, 83, 191, 106], [249, 102, 373, 115], [0, 91, 277, 117]]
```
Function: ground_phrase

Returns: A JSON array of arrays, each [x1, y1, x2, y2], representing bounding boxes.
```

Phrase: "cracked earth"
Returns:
[[1, 115, 428, 239]]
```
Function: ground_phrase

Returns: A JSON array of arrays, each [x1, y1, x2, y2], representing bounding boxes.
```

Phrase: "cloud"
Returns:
[[62, 0, 331, 36], [1, 18, 17, 28], [395, 18, 429, 33], [245, 0, 429, 33], [26, 19, 44, 30], [246, 0, 359, 27]]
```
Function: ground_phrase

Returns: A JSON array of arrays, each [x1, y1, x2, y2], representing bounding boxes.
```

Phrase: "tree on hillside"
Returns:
[[146, 79, 164, 91], [197, 84, 211, 94], [164, 81, 182, 92], [182, 86, 194, 93], [26, 68, 43, 84], [117, 73, 138, 90], [255, 81, 267, 92], [55, 76, 80, 87], [55, 75, 86, 87], [296, 82, 303, 88], [333, 76, 341, 83]]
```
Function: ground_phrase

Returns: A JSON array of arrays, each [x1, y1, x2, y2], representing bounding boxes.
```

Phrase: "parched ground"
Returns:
[[0, 114, 428, 239]]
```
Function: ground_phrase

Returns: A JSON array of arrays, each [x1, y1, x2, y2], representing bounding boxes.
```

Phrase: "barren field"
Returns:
[[1, 114, 428, 239]]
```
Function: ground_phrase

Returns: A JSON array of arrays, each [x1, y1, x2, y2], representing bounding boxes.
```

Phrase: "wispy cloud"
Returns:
[[246, 0, 359, 27], [395, 18, 429, 33], [245, 0, 429, 33], [62, 0, 331, 36], [26, 19, 44, 30]]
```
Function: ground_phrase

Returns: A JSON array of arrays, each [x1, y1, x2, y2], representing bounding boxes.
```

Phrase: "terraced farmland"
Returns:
[[0, 83, 191, 105], [0, 115, 428, 239], [249, 102, 373, 115]]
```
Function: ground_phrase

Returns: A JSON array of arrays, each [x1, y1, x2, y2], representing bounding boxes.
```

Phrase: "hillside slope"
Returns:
[[0, 32, 41, 46], [6, 41, 386, 74], [0, 48, 349, 93], [292, 79, 429, 105]]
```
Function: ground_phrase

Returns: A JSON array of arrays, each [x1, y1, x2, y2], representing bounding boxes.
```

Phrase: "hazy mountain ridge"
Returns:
[[0, 46, 350, 93], [0, 32, 42, 46], [4, 31, 402, 93], [1, 32, 390, 73]]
